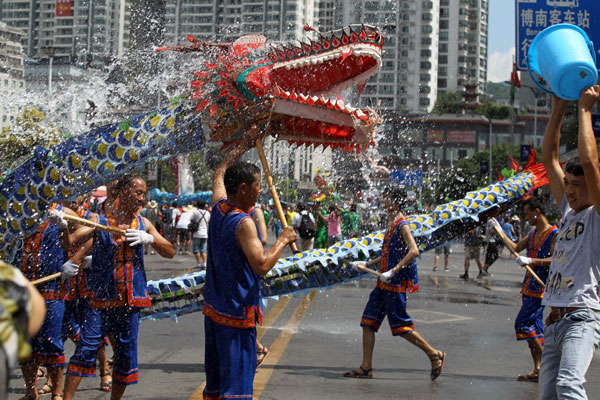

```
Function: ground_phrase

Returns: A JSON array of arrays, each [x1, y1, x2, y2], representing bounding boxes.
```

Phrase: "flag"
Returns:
[[511, 62, 521, 88], [510, 156, 519, 172]]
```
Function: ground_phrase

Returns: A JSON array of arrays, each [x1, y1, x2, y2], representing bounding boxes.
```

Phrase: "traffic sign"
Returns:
[[389, 169, 423, 187], [515, 0, 599, 71]]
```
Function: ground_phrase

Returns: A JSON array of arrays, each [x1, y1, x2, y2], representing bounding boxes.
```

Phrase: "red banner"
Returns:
[[56, 0, 72, 17], [427, 129, 444, 143], [447, 130, 476, 144]]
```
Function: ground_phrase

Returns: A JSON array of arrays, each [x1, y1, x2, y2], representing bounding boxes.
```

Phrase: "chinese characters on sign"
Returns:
[[516, 0, 596, 71], [56, 0, 72, 17]]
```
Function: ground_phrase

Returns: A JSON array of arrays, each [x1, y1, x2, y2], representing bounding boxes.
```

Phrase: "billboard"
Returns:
[[389, 169, 423, 187], [447, 130, 477, 144], [56, 0, 72, 17], [516, 0, 599, 71]]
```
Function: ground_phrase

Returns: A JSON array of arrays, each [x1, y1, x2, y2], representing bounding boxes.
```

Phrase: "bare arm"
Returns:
[[237, 218, 297, 276], [510, 236, 529, 254], [390, 224, 420, 273], [251, 207, 268, 246], [542, 96, 570, 206], [144, 217, 175, 258], [212, 125, 262, 205], [578, 85, 600, 213]]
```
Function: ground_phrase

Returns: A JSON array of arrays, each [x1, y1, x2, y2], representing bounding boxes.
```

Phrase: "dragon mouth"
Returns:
[[258, 25, 383, 151]]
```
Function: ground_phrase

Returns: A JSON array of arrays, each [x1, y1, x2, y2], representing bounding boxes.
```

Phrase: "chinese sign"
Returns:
[[389, 169, 423, 187], [447, 130, 477, 144], [56, 0, 72, 17], [516, 0, 598, 71]]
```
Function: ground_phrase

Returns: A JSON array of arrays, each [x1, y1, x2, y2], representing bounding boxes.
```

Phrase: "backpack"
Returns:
[[188, 218, 199, 233], [161, 208, 173, 225], [298, 212, 316, 240]]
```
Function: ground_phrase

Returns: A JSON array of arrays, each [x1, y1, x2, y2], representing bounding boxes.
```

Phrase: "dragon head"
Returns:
[[158, 24, 383, 152]]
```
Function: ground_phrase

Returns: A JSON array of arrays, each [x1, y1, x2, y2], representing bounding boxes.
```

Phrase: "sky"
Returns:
[[487, 0, 516, 82]]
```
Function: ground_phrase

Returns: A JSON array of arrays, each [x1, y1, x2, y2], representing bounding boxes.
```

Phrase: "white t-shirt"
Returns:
[[176, 210, 195, 230], [191, 209, 210, 239], [292, 210, 315, 228], [171, 208, 181, 227], [543, 195, 600, 310]]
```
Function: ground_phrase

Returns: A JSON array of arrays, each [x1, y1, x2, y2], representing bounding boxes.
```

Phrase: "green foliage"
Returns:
[[432, 91, 461, 114], [474, 99, 510, 120], [0, 107, 62, 172]]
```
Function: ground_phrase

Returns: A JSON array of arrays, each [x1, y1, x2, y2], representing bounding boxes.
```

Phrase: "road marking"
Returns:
[[409, 308, 474, 324], [254, 290, 316, 398], [188, 295, 294, 400]]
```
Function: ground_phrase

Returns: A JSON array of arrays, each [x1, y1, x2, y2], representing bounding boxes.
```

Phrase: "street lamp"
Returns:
[[41, 46, 59, 93]]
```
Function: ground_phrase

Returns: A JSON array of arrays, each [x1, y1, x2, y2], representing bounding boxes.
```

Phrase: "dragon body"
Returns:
[[143, 163, 548, 321], [0, 25, 384, 261]]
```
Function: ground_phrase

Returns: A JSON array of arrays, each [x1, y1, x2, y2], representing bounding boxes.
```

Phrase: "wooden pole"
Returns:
[[492, 224, 545, 288], [63, 213, 126, 236], [255, 138, 299, 253], [356, 263, 381, 278], [31, 272, 62, 286]]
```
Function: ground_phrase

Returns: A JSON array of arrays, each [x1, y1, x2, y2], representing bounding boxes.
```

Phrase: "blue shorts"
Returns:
[[193, 237, 208, 254], [30, 299, 66, 367], [515, 295, 544, 342], [62, 299, 81, 343], [203, 316, 257, 399], [67, 307, 140, 385], [360, 287, 414, 336]]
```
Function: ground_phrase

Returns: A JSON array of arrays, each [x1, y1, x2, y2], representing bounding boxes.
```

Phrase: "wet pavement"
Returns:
[[8, 243, 600, 399]]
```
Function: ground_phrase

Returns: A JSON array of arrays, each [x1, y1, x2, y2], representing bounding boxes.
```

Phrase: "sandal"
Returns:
[[430, 351, 446, 381], [100, 373, 112, 392], [517, 369, 539, 382], [38, 381, 53, 395], [256, 347, 269, 368], [342, 366, 373, 379], [52, 395, 64, 400], [37, 366, 46, 378]]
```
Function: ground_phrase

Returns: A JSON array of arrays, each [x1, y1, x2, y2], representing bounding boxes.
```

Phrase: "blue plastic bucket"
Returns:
[[528, 24, 598, 100]]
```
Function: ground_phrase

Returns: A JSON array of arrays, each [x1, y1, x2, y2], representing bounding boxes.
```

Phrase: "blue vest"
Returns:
[[203, 199, 262, 328], [19, 204, 65, 300], [522, 225, 558, 298], [377, 217, 419, 293], [87, 214, 150, 308]]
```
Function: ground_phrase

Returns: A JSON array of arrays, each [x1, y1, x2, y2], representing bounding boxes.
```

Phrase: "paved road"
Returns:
[[9, 244, 600, 399]]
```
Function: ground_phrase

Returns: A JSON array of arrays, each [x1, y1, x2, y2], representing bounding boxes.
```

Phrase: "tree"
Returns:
[[475, 99, 510, 120], [0, 107, 62, 173], [432, 91, 461, 114]]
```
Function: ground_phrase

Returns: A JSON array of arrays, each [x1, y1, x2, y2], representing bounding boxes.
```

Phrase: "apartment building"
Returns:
[[0, 21, 25, 130]]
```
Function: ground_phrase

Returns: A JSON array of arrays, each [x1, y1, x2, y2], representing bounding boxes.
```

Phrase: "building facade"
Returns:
[[0, 21, 25, 130]]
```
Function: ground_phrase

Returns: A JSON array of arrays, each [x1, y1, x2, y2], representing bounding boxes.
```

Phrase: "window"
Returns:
[[422, 25, 433, 33], [419, 97, 431, 106], [420, 61, 431, 69], [421, 49, 431, 57]]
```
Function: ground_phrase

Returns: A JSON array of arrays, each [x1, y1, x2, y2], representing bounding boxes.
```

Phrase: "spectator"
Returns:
[[326, 204, 343, 246], [161, 203, 176, 245], [175, 204, 195, 255], [312, 202, 328, 248], [460, 227, 483, 280], [433, 244, 450, 272], [342, 203, 363, 239], [144, 201, 160, 255], [292, 202, 316, 251], [191, 201, 211, 268]]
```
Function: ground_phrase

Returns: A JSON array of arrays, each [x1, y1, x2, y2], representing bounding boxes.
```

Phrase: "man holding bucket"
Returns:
[[539, 87, 600, 399]]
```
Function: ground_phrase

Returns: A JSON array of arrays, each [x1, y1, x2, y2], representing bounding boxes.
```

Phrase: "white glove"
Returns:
[[516, 256, 532, 267], [126, 229, 154, 247], [486, 218, 501, 235], [48, 209, 68, 229], [61, 260, 79, 280], [350, 262, 366, 272], [82, 255, 92, 270], [380, 269, 395, 283]]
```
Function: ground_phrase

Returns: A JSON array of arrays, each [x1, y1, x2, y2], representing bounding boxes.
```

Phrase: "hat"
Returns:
[[511, 215, 520, 222], [148, 200, 158, 209], [184, 204, 195, 212]]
